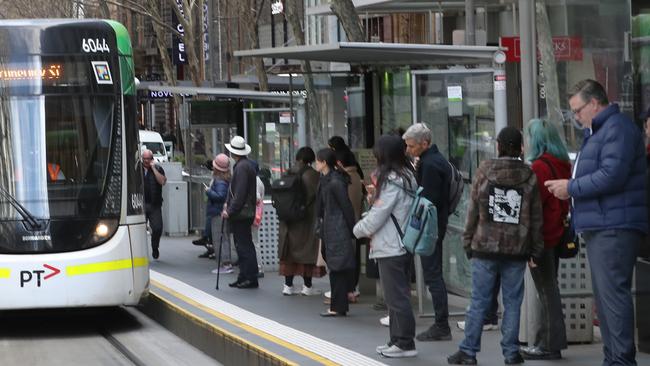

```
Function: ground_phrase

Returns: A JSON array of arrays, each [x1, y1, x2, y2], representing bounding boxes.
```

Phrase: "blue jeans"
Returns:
[[584, 229, 640, 366], [460, 258, 525, 359]]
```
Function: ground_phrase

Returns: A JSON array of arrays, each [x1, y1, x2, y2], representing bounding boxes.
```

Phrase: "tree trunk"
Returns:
[[329, 0, 365, 42], [239, 0, 268, 91], [284, 0, 322, 145], [535, 0, 565, 140]]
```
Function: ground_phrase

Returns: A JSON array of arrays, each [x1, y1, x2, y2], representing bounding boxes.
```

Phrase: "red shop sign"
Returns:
[[500, 36, 583, 62]]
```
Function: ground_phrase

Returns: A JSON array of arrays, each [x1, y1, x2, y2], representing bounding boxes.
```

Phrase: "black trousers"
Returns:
[[378, 254, 416, 350], [329, 269, 354, 314], [230, 218, 258, 283], [145, 204, 163, 250]]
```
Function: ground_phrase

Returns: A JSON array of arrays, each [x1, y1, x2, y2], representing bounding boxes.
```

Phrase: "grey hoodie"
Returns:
[[353, 172, 417, 259]]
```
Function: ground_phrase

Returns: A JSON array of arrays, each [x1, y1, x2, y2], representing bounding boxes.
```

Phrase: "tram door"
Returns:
[[244, 108, 298, 187], [411, 69, 499, 301]]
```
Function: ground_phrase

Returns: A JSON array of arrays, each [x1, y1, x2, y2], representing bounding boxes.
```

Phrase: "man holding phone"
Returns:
[[143, 149, 167, 259]]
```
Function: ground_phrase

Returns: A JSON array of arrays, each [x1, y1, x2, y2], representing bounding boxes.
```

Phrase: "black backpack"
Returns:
[[448, 161, 464, 216], [271, 167, 309, 223]]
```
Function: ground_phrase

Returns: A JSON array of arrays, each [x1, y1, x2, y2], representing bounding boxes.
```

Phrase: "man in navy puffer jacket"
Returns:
[[546, 79, 647, 366]]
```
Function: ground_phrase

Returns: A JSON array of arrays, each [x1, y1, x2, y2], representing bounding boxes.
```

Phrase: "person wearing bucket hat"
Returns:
[[222, 136, 259, 289], [193, 154, 231, 258]]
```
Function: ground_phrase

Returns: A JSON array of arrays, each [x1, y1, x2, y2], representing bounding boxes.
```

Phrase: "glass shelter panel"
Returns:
[[413, 70, 496, 295], [246, 109, 298, 186]]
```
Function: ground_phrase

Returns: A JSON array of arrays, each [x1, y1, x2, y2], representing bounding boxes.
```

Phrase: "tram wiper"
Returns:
[[0, 185, 46, 231]]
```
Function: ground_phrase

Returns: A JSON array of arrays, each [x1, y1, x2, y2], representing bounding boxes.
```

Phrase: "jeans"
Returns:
[[230, 218, 258, 283], [584, 229, 640, 366], [420, 235, 449, 327], [460, 258, 526, 359]]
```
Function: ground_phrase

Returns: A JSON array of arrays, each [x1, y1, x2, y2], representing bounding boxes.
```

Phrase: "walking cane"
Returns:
[[215, 217, 225, 290]]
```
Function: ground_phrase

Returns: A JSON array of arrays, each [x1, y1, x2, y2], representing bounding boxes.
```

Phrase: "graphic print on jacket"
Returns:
[[488, 185, 523, 224]]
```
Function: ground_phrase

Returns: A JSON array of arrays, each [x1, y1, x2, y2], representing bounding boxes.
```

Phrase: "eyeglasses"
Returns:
[[571, 102, 589, 116], [142, 157, 153, 161]]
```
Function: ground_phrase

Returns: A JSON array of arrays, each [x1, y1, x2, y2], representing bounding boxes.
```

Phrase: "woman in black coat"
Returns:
[[315, 148, 356, 317]]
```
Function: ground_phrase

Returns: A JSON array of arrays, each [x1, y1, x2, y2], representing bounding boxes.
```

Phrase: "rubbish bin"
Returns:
[[162, 181, 188, 236]]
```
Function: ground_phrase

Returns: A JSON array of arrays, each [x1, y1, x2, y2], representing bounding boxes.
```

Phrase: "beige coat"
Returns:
[[278, 163, 320, 264], [343, 166, 364, 221]]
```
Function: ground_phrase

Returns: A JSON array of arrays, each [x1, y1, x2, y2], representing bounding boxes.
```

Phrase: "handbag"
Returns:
[[556, 216, 579, 258], [538, 157, 579, 259]]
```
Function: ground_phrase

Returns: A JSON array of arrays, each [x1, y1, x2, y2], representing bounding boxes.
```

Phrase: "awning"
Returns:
[[306, 0, 505, 16], [234, 42, 502, 66], [138, 84, 292, 103]]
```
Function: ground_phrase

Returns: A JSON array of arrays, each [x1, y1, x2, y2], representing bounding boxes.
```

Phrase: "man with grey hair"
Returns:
[[546, 79, 647, 365], [402, 122, 453, 341]]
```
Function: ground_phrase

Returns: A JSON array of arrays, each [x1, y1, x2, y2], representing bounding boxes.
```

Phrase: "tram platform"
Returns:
[[143, 235, 650, 366]]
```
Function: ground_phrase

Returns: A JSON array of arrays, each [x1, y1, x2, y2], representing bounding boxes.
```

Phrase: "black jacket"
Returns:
[[226, 157, 256, 219], [316, 170, 356, 271], [417, 145, 451, 234], [144, 165, 165, 207]]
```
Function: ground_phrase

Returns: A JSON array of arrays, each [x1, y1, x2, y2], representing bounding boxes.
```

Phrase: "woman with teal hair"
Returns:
[[520, 118, 571, 360]]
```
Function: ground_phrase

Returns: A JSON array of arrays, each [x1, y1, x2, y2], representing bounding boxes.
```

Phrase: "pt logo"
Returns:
[[20, 264, 61, 287]]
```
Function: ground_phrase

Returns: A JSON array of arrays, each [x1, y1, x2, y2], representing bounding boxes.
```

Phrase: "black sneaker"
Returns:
[[152, 248, 159, 259], [504, 353, 525, 365], [447, 350, 477, 365], [416, 324, 452, 341], [192, 237, 209, 246], [520, 346, 561, 360]]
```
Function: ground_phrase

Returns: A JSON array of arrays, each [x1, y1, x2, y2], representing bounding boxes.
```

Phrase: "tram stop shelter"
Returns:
[[137, 83, 296, 235], [235, 40, 509, 318]]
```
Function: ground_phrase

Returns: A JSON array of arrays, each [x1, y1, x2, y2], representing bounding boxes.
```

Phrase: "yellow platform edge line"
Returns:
[[150, 287, 299, 366], [151, 279, 340, 366]]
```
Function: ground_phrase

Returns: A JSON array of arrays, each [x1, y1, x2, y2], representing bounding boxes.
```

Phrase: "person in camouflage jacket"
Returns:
[[449, 127, 544, 366]]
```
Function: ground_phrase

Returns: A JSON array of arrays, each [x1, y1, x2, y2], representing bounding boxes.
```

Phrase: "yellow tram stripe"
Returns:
[[0, 268, 10, 278], [66, 257, 148, 276]]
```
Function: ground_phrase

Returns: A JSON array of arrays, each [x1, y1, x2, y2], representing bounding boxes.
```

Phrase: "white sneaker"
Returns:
[[324, 290, 331, 299], [456, 321, 499, 331], [282, 285, 295, 296], [379, 345, 417, 358], [301, 285, 319, 296], [211, 265, 234, 274], [379, 315, 390, 327], [376, 343, 392, 354], [353, 286, 361, 297]]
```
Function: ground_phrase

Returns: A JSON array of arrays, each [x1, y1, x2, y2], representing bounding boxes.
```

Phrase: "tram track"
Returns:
[[99, 326, 148, 366], [0, 306, 218, 366]]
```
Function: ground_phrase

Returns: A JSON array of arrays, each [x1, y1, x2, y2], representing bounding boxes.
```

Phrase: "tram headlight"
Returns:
[[90, 219, 119, 244]]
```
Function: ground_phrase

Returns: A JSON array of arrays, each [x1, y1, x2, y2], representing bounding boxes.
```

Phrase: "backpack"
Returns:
[[448, 161, 464, 216], [390, 184, 439, 256], [271, 167, 309, 223]]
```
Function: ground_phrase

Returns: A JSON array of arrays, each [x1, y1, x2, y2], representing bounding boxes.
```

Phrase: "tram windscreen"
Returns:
[[0, 57, 120, 253]]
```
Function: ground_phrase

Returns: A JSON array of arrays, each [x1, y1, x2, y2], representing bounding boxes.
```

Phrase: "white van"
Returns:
[[139, 130, 169, 163]]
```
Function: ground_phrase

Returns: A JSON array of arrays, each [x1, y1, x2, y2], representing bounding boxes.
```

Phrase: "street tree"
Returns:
[[283, 0, 323, 146], [238, 0, 269, 91], [329, 0, 364, 42]]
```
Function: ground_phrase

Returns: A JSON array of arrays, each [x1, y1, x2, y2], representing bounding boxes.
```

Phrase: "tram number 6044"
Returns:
[[82, 38, 110, 53]]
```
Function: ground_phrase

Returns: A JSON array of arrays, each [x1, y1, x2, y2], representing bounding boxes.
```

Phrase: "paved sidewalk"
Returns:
[[149, 235, 650, 366]]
